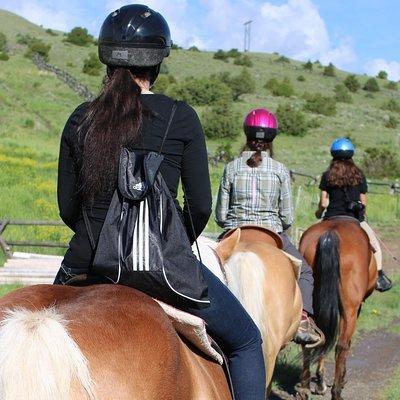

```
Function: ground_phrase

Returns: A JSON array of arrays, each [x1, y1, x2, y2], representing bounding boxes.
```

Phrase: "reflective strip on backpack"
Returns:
[[131, 199, 150, 272], [144, 199, 150, 271], [138, 201, 144, 271]]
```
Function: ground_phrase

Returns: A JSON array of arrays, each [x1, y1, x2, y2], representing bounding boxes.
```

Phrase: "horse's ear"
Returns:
[[216, 229, 241, 263]]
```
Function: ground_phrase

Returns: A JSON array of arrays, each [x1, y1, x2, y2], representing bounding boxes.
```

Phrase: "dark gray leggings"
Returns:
[[279, 233, 314, 315]]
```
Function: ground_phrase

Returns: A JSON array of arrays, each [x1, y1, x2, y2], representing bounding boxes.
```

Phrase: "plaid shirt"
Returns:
[[215, 151, 293, 233]]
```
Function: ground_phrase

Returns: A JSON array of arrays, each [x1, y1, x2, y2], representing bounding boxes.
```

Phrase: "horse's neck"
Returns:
[[193, 236, 226, 283]]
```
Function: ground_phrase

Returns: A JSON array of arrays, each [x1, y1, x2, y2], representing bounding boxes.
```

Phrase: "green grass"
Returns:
[[383, 365, 400, 399], [0, 284, 22, 297]]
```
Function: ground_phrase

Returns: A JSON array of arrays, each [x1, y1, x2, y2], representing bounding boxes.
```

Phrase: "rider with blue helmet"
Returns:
[[316, 138, 392, 292]]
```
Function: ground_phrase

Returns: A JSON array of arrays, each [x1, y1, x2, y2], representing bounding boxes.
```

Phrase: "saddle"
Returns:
[[325, 215, 360, 224], [222, 225, 284, 249]]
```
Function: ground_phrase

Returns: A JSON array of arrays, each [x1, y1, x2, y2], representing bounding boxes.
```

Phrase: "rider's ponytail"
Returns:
[[245, 140, 274, 167], [77, 66, 149, 201]]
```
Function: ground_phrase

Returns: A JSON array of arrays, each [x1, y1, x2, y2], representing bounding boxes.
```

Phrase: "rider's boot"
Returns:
[[376, 269, 392, 292], [294, 311, 325, 347]]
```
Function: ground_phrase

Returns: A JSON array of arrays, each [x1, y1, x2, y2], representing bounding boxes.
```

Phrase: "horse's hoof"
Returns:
[[313, 382, 328, 395], [295, 384, 311, 400]]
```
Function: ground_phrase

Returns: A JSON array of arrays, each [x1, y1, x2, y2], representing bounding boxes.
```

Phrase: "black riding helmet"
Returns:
[[98, 4, 172, 82]]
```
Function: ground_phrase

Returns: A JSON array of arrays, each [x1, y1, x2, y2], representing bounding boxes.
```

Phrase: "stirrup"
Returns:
[[376, 274, 392, 292]]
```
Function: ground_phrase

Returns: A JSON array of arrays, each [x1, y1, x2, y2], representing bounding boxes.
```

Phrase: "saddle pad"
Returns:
[[282, 251, 302, 280], [154, 299, 223, 365]]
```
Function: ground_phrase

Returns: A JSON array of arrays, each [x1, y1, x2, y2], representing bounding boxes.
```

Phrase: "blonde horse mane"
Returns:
[[0, 307, 96, 400], [224, 251, 268, 342]]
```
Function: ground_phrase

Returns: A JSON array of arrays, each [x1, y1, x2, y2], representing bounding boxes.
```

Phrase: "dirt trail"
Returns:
[[271, 232, 400, 400]]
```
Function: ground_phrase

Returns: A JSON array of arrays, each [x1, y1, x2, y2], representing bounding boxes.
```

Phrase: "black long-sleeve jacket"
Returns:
[[58, 94, 212, 270]]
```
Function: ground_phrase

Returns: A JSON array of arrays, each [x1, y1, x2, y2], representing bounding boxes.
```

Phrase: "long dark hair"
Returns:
[[326, 159, 364, 187], [243, 140, 274, 168], [77, 66, 152, 201]]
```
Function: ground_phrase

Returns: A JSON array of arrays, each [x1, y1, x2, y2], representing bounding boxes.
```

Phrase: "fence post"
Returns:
[[0, 220, 12, 259]]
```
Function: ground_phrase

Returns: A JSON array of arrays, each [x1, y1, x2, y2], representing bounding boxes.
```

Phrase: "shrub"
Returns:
[[188, 46, 200, 52], [215, 142, 235, 162], [234, 54, 253, 67], [297, 75, 306, 82], [265, 77, 294, 97], [203, 100, 240, 140], [82, 52, 102, 76], [0, 32, 7, 52], [304, 93, 337, 116], [171, 44, 182, 50], [362, 146, 400, 178], [385, 81, 397, 90], [303, 60, 313, 71], [323, 62, 336, 77], [381, 99, 400, 113], [213, 49, 229, 62], [227, 48, 240, 58], [45, 28, 57, 36], [25, 38, 51, 61], [377, 70, 388, 79], [334, 83, 352, 103], [276, 55, 290, 63], [66, 62, 75, 67], [65, 27, 93, 46], [385, 115, 398, 129], [23, 119, 34, 128], [160, 62, 169, 75], [276, 103, 309, 137], [344, 74, 361, 92], [167, 76, 232, 106], [216, 68, 255, 100], [363, 78, 380, 92], [153, 74, 176, 94], [0, 52, 9, 61], [16, 33, 33, 45]]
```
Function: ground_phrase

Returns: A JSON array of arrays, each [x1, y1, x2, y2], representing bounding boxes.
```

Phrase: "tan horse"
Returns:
[[212, 227, 303, 388], [296, 219, 377, 400]]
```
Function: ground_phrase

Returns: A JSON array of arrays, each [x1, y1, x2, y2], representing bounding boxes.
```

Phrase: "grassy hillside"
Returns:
[[0, 9, 399, 255]]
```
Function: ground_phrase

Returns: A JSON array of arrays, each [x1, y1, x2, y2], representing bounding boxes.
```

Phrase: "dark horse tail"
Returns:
[[312, 230, 342, 360]]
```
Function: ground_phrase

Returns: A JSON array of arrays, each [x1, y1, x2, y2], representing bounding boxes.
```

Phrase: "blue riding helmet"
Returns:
[[330, 138, 355, 160]]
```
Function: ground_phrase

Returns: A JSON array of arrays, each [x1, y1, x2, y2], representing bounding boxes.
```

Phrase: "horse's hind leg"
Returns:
[[331, 312, 357, 400], [315, 356, 327, 395], [296, 346, 311, 400]]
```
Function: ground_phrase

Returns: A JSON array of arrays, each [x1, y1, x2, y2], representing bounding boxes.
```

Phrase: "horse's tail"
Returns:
[[0, 307, 95, 400], [224, 251, 268, 342], [312, 230, 342, 360]]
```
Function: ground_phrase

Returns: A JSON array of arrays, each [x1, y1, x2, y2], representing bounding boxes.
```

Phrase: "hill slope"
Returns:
[[0, 9, 399, 235]]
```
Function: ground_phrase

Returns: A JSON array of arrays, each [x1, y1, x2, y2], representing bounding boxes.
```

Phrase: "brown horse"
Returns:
[[296, 218, 377, 400], [0, 284, 231, 400]]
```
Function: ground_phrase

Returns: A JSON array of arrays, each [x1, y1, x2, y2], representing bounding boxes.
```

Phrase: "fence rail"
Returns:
[[0, 219, 67, 259]]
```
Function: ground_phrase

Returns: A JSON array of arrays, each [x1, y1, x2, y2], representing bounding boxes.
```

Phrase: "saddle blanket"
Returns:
[[155, 299, 223, 364]]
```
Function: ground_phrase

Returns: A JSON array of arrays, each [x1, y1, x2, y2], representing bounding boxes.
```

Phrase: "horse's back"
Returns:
[[0, 284, 230, 400]]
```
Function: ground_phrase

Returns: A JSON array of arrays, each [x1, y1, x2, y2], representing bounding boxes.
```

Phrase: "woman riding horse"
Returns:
[[315, 137, 392, 292], [53, 5, 265, 399], [215, 108, 323, 346]]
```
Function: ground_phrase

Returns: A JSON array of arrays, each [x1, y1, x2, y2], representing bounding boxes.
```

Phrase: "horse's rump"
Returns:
[[0, 285, 230, 400]]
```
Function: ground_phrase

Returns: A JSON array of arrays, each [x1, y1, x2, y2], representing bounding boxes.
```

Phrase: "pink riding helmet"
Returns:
[[243, 108, 278, 142]]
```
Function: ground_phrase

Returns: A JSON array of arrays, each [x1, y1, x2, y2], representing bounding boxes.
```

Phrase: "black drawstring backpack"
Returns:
[[83, 102, 210, 309]]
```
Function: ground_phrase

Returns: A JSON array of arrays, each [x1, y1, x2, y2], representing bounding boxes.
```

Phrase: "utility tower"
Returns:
[[244, 20, 252, 52]]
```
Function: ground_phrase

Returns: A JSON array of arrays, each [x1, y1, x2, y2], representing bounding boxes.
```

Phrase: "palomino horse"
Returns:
[[200, 226, 303, 389], [0, 227, 301, 399], [296, 218, 377, 400]]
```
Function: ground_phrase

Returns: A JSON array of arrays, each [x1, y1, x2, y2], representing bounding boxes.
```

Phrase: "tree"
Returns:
[[377, 70, 388, 79], [363, 78, 380, 92], [65, 27, 93, 46], [82, 53, 102, 76], [276, 103, 309, 136], [25, 38, 51, 61], [216, 68, 255, 100], [303, 60, 313, 71], [203, 100, 240, 140], [188, 46, 200, 52], [265, 77, 294, 97], [323, 62, 336, 77], [344, 74, 361, 92], [213, 49, 229, 62], [227, 48, 240, 58], [304, 93, 337, 116], [334, 84, 352, 103]]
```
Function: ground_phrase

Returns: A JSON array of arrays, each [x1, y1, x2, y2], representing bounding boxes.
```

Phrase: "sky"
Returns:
[[0, 0, 399, 80]]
